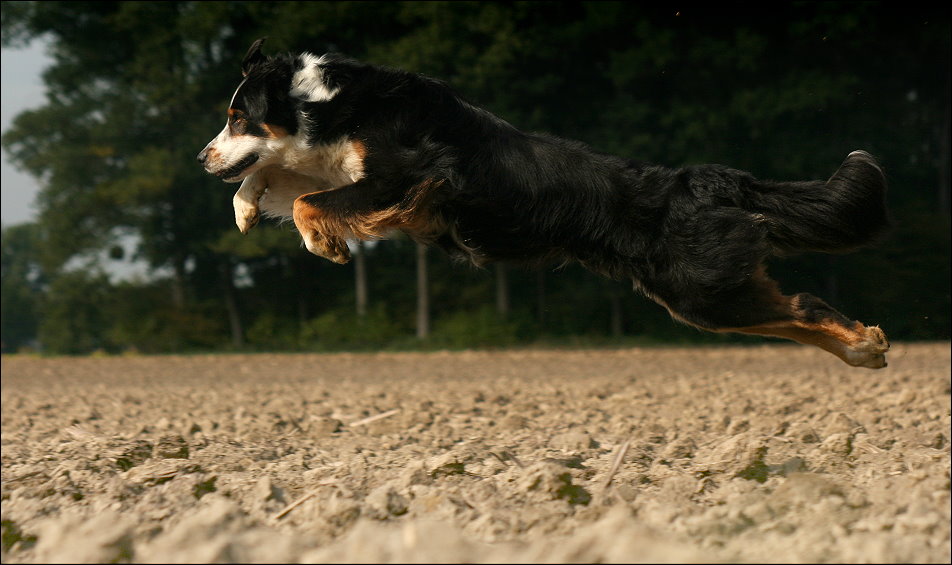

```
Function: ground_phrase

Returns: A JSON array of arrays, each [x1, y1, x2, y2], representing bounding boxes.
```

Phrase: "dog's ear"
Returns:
[[241, 37, 268, 76]]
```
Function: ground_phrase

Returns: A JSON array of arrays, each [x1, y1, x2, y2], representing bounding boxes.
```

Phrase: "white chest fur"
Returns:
[[240, 138, 367, 222]]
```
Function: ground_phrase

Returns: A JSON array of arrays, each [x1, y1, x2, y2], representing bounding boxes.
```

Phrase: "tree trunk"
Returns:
[[220, 261, 244, 348], [170, 255, 187, 310], [292, 255, 309, 330], [536, 270, 546, 325], [609, 287, 623, 337], [938, 66, 951, 216], [416, 243, 430, 339], [495, 263, 509, 320], [354, 240, 368, 320], [825, 256, 840, 308]]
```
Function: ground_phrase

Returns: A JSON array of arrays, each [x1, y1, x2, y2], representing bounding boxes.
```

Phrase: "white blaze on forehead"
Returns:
[[229, 76, 250, 108], [291, 53, 339, 102]]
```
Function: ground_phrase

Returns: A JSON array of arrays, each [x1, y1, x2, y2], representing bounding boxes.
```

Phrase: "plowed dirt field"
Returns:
[[2, 343, 949, 563]]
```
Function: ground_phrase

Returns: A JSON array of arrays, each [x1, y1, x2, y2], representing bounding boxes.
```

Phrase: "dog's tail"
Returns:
[[751, 150, 890, 255]]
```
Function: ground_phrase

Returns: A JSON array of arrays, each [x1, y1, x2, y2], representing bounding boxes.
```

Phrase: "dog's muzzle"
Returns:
[[215, 154, 259, 181], [196, 146, 259, 181]]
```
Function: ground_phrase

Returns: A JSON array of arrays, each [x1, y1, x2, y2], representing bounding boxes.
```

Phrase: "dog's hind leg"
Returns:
[[727, 313, 889, 369], [659, 268, 889, 369], [723, 294, 890, 369]]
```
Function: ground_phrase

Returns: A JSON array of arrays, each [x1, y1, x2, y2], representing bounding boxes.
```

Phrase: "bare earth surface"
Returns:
[[2, 343, 950, 563]]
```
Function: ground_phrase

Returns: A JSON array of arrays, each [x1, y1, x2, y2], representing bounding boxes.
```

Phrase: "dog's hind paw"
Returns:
[[843, 325, 890, 369]]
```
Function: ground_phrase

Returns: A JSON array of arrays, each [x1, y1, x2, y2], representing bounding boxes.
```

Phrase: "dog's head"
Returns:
[[197, 38, 342, 182]]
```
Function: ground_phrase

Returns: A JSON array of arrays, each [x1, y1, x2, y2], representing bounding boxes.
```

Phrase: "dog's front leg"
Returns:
[[233, 171, 267, 234], [292, 200, 352, 264], [292, 179, 392, 264]]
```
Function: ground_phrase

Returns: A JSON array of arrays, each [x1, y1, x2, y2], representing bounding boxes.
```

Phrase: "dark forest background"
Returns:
[[2, 1, 949, 355]]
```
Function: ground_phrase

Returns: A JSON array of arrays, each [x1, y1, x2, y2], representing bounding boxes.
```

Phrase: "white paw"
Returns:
[[233, 192, 260, 234]]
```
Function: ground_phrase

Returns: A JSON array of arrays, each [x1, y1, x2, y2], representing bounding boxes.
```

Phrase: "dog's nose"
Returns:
[[196, 149, 208, 164]]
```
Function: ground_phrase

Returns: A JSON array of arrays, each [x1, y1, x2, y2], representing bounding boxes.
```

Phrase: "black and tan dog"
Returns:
[[198, 39, 891, 368]]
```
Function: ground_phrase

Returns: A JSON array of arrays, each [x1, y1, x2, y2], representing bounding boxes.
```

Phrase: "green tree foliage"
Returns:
[[1, 1, 948, 354], [36, 269, 111, 354], [1, 223, 45, 351]]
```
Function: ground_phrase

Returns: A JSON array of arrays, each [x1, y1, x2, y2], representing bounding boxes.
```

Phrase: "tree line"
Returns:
[[1, 1, 949, 354]]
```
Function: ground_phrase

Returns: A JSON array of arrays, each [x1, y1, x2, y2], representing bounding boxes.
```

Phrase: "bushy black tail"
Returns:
[[753, 150, 890, 255]]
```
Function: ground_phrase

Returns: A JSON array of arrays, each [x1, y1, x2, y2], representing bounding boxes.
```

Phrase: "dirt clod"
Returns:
[[153, 434, 189, 459]]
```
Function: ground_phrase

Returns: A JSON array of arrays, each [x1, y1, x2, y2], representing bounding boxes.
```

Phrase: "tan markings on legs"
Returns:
[[292, 178, 447, 262], [728, 320, 888, 369], [350, 178, 447, 241], [292, 197, 351, 264], [712, 271, 889, 369]]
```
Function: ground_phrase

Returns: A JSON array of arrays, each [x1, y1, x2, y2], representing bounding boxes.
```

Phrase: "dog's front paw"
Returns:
[[300, 230, 351, 264], [233, 192, 260, 234]]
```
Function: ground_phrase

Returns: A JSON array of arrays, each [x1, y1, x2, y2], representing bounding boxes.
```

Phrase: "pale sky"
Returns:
[[1, 39, 51, 228], [1, 39, 151, 280]]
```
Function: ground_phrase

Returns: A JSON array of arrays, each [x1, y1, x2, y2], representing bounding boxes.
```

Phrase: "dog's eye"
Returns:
[[230, 116, 247, 133]]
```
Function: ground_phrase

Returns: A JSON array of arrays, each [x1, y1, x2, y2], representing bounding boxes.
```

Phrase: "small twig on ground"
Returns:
[[491, 450, 525, 468], [2, 469, 44, 484], [348, 408, 400, 428], [270, 478, 349, 522], [602, 439, 631, 489], [271, 490, 318, 522], [62, 425, 97, 440]]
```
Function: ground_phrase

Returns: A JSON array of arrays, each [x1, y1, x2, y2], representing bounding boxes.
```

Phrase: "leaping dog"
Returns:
[[199, 38, 891, 368]]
